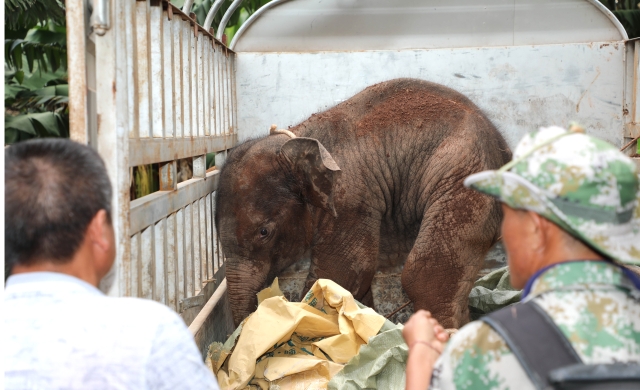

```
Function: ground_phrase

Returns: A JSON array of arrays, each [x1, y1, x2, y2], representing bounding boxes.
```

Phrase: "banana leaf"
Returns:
[[5, 111, 68, 144]]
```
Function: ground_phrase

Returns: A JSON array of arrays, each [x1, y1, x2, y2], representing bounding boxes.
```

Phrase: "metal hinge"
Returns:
[[90, 0, 110, 36]]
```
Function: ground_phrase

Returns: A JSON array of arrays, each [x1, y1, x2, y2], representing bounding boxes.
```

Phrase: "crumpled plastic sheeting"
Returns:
[[468, 266, 521, 320], [328, 322, 407, 390], [209, 278, 387, 389]]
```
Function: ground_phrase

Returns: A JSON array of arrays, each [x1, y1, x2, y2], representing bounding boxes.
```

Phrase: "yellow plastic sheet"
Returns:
[[211, 278, 387, 389]]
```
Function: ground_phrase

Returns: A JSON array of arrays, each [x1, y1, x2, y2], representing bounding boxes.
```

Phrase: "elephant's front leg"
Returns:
[[402, 182, 499, 329], [304, 210, 381, 305]]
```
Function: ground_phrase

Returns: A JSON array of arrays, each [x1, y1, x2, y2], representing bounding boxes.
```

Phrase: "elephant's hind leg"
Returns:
[[401, 181, 500, 329]]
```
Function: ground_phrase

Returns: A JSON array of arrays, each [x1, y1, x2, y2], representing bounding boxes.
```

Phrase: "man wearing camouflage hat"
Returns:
[[403, 126, 640, 390]]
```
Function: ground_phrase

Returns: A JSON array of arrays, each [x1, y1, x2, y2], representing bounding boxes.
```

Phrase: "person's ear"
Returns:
[[527, 211, 546, 254], [87, 210, 112, 253]]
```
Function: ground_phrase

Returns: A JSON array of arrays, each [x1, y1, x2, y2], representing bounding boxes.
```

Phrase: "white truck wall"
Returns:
[[236, 42, 626, 148]]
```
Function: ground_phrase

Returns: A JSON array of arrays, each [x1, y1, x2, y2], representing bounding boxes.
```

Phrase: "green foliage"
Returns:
[[600, 0, 640, 38], [5, 111, 68, 144], [5, 22, 67, 76], [175, 0, 271, 42], [5, 0, 66, 31], [5, 2, 69, 146]]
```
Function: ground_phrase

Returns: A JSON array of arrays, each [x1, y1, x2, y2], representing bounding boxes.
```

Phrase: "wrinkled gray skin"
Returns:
[[215, 79, 511, 328]]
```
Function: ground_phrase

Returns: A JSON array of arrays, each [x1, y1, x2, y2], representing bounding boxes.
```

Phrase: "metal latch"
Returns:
[[90, 0, 110, 36]]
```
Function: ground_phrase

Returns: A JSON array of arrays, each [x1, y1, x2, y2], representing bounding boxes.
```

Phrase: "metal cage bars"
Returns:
[[125, 0, 237, 314]]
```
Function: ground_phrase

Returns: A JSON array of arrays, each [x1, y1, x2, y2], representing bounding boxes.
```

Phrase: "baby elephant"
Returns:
[[215, 78, 511, 328]]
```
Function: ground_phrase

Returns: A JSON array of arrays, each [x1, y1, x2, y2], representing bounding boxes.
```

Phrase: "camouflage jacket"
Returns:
[[430, 261, 640, 390]]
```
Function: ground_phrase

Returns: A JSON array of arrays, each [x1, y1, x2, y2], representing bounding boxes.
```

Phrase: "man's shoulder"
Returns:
[[534, 288, 640, 362], [105, 296, 186, 329], [446, 320, 509, 362], [433, 320, 533, 390]]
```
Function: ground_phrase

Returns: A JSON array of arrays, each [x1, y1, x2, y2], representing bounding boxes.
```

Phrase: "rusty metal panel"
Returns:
[[128, 133, 236, 167], [129, 171, 219, 235], [69, 0, 236, 317]]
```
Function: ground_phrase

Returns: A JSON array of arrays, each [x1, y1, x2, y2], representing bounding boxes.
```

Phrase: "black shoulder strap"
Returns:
[[481, 301, 583, 390]]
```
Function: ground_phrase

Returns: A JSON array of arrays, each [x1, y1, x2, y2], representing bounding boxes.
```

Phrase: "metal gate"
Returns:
[[66, 0, 236, 339]]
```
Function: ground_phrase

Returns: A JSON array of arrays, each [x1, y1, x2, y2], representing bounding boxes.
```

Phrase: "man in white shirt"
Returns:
[[4, 139, 220, 390]]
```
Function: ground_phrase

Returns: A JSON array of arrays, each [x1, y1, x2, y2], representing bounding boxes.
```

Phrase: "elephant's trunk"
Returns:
[[226, 260, 270, 326]]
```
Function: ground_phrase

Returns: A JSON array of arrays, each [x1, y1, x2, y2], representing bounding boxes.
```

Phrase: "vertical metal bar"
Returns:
[[154, 219, 166, 303], [221, 49, 227, 135], [172, 17, 183, 138], [203, 37, 210, 136], [225, 50, 231, 134], [185, 204, 194, 297], [199, 198, 207, 281], [159, 160, 177, 191], [209, 39, 215, 137], [140, 226, 153, 299], [95, 0, 130, 296], [191, 26, 198, 138], [212, 190, 220, 273], [192, 155, 206, 178], [205, 193, 213, 277], [66, 0, 88, 143], [129, 233, 139, 297], [231, 53, 238, 134], [228, 51, 232, 135], [181, 19, 191, 137], [214, 43, 221, 136], [125, 0, 137, 139], [216, 45, 224, 135], [166, 213, 177, 311], [135, 1, 151, 138], [162, 9, 174, 138], [122, 227, 132, 296], [150, 3, 164, 137], [193, 200, 202, 293], [177, 208, 186, 304], [197, 32, 205, 137], [632, 41, 640, 140]]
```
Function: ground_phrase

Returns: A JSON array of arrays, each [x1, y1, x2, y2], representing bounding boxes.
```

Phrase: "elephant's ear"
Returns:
[[280, 137, 341, 217]]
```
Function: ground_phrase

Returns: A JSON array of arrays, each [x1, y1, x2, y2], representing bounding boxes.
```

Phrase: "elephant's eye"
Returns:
[[260, 228, 268, 237]]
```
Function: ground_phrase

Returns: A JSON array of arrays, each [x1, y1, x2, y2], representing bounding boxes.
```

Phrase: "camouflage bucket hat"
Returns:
[[464, 126, 640, 265]]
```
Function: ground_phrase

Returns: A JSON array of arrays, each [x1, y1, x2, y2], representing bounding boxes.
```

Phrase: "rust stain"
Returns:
[[576, 69, 601, 113]]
